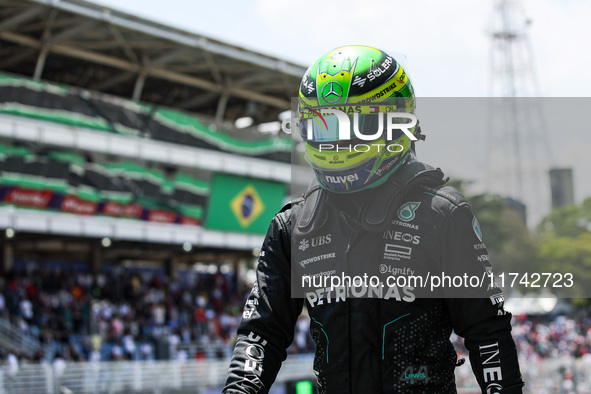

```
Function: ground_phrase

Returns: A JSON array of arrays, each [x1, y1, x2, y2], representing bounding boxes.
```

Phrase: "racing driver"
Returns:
[[223, 45, 524, 393]]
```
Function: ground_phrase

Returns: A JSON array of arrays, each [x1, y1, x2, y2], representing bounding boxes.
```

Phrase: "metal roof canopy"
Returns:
[[0, 0, 305, 126]]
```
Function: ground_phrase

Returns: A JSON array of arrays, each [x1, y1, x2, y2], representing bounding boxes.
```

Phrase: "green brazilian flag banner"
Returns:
[[205, 174, 286, 234]]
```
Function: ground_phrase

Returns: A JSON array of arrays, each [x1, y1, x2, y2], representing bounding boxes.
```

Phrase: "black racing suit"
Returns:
[[223, 160, 524, 393]]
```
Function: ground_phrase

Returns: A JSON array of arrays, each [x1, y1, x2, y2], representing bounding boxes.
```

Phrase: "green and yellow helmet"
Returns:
[[298, 45, 419, 193]]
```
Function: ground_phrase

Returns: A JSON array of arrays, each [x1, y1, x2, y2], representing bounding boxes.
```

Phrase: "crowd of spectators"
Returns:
[[1, 260, 590, 367], [0, 262, 234, 362], [0, 260, 315, 364], [512, 314, 591, 361], [449, 314, 591, 367]]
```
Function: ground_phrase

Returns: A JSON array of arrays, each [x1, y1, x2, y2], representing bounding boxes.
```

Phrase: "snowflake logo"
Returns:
[[298, 239, 309, 251]]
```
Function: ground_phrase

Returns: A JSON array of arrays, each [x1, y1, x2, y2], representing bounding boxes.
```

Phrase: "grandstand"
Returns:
[[1, 1, 590, 394], [0, 0, 305, 268], [0, 0, 317, 392]]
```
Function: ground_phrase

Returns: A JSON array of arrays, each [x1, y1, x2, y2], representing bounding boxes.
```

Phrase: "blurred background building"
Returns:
[[549, 168, 575, 209]]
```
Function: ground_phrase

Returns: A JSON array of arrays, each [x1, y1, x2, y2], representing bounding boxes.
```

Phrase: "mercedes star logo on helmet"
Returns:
[[321, 82, 343, 103]]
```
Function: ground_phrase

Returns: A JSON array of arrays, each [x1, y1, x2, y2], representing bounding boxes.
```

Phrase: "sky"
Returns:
[[92, 0, 591, 97], [91, 0, 590, 225]]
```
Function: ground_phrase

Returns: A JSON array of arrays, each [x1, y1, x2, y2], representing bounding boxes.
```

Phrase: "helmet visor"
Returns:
[[298, 105, 414, 143]]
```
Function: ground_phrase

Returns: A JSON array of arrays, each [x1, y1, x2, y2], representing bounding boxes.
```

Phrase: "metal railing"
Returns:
[[0, 317, 44, 359], [0, 354, 315, 393], [0, 355, 589, 393], [170, 341, 233, 360]]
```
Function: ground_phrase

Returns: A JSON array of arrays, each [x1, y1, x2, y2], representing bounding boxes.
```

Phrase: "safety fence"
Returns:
[[0, 355, 314, 394], [0, 317, 48, 360], [455, 356, 591, 394], [1, 355, 590, 393]]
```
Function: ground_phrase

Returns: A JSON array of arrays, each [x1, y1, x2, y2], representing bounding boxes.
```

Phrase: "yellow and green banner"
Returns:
[[206, 174, 286, 234]]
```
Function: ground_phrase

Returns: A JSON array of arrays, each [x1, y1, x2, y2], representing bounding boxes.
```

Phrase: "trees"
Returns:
[[538, 198, 591, 238], [459, 184, 590, 302], [536, 198, 591, 302], [468, 193, 537, 276]]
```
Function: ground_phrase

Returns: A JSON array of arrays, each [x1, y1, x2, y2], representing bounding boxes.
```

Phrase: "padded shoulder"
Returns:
[[417, 184, 469, 208]]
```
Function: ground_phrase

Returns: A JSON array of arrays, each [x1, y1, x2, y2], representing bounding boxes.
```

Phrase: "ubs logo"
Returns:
[[311, 234, 332, 247], [298, 234, 332, 251]]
